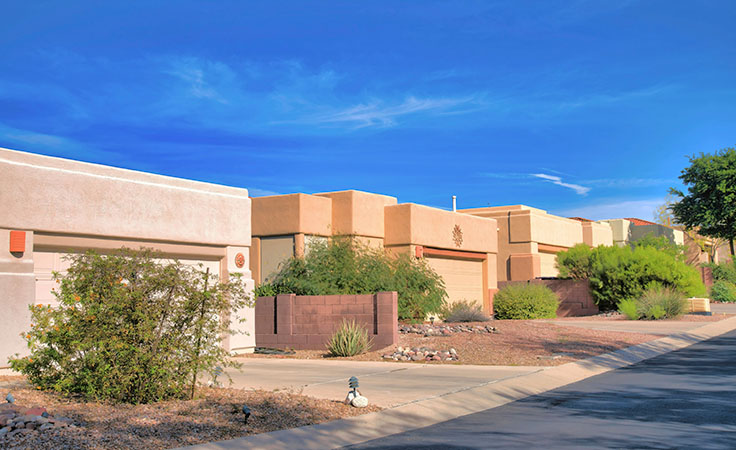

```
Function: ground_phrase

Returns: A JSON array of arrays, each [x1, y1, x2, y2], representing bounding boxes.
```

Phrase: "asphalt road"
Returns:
[[348, 330, 736, 449]]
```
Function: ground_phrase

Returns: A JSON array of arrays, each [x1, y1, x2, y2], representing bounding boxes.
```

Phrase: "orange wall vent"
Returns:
[[9, 231, 25, 253]]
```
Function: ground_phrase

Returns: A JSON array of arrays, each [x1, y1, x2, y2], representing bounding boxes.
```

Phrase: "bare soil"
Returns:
[[0, 377, 380, 449], [241, 312, 733, 367]]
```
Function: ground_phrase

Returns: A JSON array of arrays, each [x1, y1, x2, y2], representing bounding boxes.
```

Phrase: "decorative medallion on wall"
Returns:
[[234, 252, 245, 268], [452, 225, 463, 247]]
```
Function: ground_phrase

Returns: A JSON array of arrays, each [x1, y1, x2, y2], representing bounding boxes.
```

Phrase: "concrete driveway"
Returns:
[[226, 359, 541, 407]]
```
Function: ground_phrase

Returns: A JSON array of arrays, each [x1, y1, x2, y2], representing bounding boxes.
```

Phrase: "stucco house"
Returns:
[[459, 205, 613, 282], [0, 148, 256, 368], [250, 190, 499, 313]]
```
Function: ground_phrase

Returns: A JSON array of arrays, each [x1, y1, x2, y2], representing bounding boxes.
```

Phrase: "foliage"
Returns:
[[493, 284, 559, 320], [9, 249, 251, 404], [670, 147, 736, 255], [633, 233, 685, 262], [555, 243, 593, 279], [702, 257, 736, 284], [440, 300, 490, 323], [257, 237, 447, 320], [326, 319, 373, 356], [710, 281, 736, 303], [637, 286, 687, 320], [556, 244, 706, 311], [618, 299, 640, 320]]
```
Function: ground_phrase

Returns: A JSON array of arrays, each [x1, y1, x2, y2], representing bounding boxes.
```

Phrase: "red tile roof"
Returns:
[[625, 217, 657, 226]]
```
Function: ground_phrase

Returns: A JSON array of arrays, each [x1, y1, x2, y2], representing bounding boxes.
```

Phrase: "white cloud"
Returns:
[[532, 173, 590, 195], [555, 198, 665, 221]]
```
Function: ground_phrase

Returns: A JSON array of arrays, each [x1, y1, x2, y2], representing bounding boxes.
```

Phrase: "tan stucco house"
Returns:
[[0, 148, 256, 368], [251, 190, 499, 312], [459, 205, 613, 282]]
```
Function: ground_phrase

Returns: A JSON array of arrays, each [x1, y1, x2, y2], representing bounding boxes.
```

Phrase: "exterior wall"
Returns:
[[0, 148, 255, 367], [316, 190, 397, 238], [601, 219, 631, 247], [498, 279, 598, 317], [461, 205, 612, 282], [251, 194, 332, 237], [629, 224, 684, 246], [255, 292, 398, 350], [260, 235, 295, 283]]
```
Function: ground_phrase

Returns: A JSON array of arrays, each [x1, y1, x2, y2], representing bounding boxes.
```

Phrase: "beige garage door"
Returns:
[[425, 256, 484, 307], [539, 252, 559, 278], [34, 251, 220, 305]]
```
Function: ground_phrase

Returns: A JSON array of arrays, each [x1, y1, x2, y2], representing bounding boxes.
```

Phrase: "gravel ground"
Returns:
[[241, 313, 732, 367], [0, 377, 380, 449]]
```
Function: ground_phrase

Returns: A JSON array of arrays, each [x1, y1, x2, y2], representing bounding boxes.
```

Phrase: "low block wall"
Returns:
[[498, 279, 598, 317], [255, 291, 398, 350]]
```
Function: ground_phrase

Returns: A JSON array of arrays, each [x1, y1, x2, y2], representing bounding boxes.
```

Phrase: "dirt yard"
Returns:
[[241, 312, 732, 366], [0, 377, 380, 450]]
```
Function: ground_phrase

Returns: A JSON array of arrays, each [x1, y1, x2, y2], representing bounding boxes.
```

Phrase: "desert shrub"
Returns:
[[710, 281, 736, 303], [493, 284, 559, 320], [633, 233, 686, 261], [9, 249, 251, 404], [556, 244, 706, 311], [440, 300, 490, 323], [326, 319, 372, 356], [637, 286, 687, 320], [618, 299, 640, 320], [258, 237, 447, 320], [703, 258, 736, 284], [556, 243, 593, 279]]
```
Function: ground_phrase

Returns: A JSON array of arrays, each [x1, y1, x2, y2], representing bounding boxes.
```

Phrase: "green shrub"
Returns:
[[703, 258, 736, 284], [618, 299, 640, 320], [258, 237, 447, 320], [326, 319, 373, 356], [493, 284, 559, 319], [440, 300, 490, 323], [556, 243, 593, 279], [710, 281, 736, 303], [556, 244, 706, 311], [637, 286, 687, 320], [633, 233, 686, 262], [9, 249, 251, 404]]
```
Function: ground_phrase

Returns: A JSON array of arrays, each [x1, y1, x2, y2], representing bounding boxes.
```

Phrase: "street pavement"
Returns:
[[349, 329, 736, 449], [226, 359, 541, 407]]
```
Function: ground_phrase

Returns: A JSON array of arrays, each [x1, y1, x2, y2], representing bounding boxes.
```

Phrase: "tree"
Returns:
[[654, 194, 726, 263], [670, 148, 736, 256]]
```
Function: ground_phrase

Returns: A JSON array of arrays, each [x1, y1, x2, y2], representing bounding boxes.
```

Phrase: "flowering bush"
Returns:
[[10, 248, 252, 404]]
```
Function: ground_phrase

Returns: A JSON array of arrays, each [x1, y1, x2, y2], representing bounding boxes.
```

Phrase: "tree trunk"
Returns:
[[730, 239, 735, 256]]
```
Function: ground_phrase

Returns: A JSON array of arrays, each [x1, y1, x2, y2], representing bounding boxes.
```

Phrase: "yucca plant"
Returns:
[[326, 319, 373, 357]]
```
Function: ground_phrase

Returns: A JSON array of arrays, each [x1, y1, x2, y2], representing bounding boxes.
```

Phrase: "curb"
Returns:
[[183, 316, 736, 449]]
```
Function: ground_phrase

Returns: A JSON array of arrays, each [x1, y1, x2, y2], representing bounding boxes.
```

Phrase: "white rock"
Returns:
[[351, 395, 369, 408]]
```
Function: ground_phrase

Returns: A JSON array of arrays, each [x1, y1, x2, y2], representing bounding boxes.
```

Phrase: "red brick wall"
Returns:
[[497, 279, 598, 317], [255, 292, 398, 350]]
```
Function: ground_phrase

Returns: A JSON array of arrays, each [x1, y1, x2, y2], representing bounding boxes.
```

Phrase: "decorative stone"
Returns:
[[351, 395, 369, 408]]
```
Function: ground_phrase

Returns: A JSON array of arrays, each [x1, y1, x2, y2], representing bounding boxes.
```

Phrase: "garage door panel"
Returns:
[[425, 256, 484, 307]]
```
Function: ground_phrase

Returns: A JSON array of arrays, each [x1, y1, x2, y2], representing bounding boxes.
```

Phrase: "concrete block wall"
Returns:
[[255, 292, 398, 350]]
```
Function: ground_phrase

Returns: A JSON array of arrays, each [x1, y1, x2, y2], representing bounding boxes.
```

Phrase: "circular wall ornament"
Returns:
[[234, 252, 245, 268]]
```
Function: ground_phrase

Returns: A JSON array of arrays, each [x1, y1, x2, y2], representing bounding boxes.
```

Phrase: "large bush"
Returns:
[[556, 244, 706, 311], [10, 249, 251, 404], [711, 281, 736, 303], [493, 284, 559, 319], [255, 237, 447, 321], [703, 257, 736, 284]]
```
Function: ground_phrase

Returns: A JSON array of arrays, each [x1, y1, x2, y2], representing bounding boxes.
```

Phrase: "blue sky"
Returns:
[[2, 1, 735, 220]]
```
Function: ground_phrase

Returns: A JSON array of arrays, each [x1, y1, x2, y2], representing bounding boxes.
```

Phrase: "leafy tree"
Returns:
[[670, 148, 736, 255], [10, 249, 251, 403], [654, 194, 726, 263]]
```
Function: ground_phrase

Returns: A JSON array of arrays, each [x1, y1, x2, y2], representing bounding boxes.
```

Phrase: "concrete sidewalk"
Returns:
[[185, 315, 736, 450], [226, 359, 541, 408]]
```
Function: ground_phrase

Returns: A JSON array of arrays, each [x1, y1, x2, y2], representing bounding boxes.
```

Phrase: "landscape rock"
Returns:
[[382, 346, 460, 362], [399, 323, 497, 336]]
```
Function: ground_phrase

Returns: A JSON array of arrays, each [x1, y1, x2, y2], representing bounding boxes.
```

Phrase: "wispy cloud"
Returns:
[[556, 198, 665, 221], [532, 173, 591, 195], [286, 95, 482, 129], [581, 177, 673, 188]]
